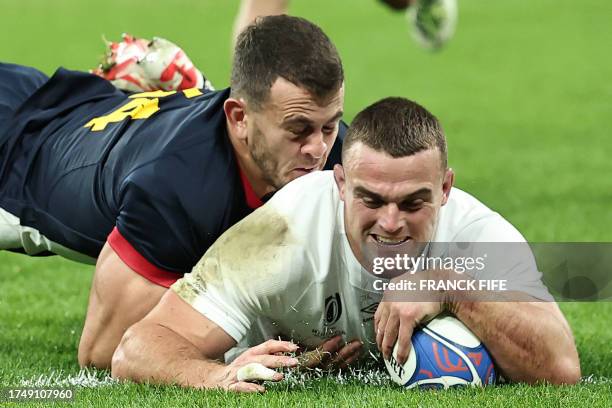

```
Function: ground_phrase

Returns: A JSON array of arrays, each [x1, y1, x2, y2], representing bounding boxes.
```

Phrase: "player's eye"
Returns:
[[400, 200, 424, 212], [322, 123, 337, 135], [362, 196, 384, 209], [291, 127, 311, 139]]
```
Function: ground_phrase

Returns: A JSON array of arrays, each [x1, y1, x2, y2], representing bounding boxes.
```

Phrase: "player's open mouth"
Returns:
[[371, 234, 410, 246]]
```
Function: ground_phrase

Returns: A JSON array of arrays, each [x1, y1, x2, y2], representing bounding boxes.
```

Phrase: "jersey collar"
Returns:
[[238, 167, 264, 209]]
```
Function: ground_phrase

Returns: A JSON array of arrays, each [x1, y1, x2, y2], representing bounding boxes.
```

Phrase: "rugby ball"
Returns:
[[384, 315, 496, 389]]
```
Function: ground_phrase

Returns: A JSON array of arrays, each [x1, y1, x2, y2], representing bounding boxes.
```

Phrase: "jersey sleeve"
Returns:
[[112, 167, 201, 286], [171, 203, 308, 342], [107, 227, 181, 287]]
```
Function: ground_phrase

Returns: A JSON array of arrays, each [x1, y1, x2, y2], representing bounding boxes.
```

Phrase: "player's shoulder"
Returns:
[[267, 171, 339, 215], [252, 171, 340, 247], [161, 86, 229, 110], [118, 87, 233, 181], [436, 187, 526, 242], [443, 187, 493, 216]]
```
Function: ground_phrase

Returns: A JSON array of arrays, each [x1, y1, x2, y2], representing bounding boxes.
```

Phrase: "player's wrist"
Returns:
[[182, 359, 230, 390]]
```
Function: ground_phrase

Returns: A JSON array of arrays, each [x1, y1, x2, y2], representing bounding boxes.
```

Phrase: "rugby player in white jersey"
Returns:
[[111, 97, 580, 391]]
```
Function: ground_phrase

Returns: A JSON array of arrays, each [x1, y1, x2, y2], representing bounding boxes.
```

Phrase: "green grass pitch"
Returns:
[[1, 0, 611, 406]]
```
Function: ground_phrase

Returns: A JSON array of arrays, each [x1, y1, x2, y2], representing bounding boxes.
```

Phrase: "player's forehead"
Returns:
[[264, 77, 344, 124], [346, 144, 443, 199]]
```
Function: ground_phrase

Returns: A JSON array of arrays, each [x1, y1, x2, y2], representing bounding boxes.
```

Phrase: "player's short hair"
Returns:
[[231, 15, 344, 109], [342, 97, 448, 169]]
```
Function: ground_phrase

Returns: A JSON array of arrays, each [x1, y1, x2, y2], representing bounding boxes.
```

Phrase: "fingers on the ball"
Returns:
[[228, 381, 266, 393], [382, 318, 400, 359], [376, 313, 389, 350], [395, 325, 414, 365], [249, 339, 298, 355]]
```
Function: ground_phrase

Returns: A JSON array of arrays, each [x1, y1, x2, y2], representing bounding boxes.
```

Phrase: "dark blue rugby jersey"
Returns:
[[0, 68, 345, 285]]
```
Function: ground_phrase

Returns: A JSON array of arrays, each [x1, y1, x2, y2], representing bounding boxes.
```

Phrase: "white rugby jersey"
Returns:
[[171, 171, 549, 359]]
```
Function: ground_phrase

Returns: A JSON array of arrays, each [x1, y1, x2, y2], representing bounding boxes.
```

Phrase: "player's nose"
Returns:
[[301, 131, 328, 160], [378, 204, 405, 234]]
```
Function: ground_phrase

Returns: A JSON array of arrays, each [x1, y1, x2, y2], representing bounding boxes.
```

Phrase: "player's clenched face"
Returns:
[[334, 144, 454, 272], [247, 77, 344, 189]]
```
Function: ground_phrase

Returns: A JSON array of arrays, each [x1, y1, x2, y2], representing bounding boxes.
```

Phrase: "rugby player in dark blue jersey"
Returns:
[[0, 15, 345, 368]]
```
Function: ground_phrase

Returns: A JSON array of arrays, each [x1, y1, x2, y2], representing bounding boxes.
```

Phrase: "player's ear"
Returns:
[[333, 164, 346, 200], [224, 98, 248, 143], [441, 168, 454, 206]]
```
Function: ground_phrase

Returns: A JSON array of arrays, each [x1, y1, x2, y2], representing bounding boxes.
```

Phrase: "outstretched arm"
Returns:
[[450, 300, 580, 384], [78, 242, 167, 368], [111, 290, 299, 392]]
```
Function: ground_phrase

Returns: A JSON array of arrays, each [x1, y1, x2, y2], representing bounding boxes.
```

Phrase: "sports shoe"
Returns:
[[408, 0, 458, 49], [92, 34, 214, 92]]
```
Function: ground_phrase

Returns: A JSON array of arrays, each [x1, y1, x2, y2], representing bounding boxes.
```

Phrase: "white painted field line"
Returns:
[[19, 368, 609, 389], [18, 366, 392, 390], [19, 368, 117, 388], [581, 375, 612, 385]]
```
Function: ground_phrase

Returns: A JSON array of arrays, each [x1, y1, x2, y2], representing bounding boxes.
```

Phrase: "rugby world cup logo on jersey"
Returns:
[[324, 293, 342, 326]]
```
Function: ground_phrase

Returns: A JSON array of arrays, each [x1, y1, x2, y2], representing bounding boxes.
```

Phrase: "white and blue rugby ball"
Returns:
[[385, 315, 496, 389]]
